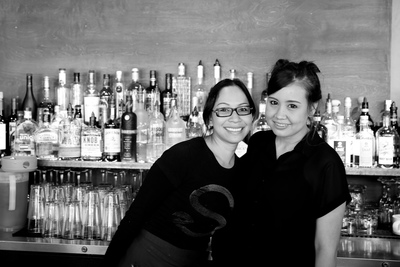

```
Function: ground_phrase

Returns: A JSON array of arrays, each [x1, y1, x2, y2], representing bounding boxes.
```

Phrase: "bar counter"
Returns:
[[1, 231, 400, 266]]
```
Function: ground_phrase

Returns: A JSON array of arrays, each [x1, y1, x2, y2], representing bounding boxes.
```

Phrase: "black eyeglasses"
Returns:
[[212, 106, 253, 117]]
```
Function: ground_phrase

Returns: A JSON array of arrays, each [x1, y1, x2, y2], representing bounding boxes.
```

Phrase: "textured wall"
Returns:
[[0, 0, 391, 121]]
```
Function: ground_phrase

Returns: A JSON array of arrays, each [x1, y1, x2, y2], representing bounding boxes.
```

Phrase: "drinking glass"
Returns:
[[27, 184, 45, 235]]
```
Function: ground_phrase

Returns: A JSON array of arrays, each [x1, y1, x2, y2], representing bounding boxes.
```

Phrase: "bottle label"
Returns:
[[359, 139, 374, 167], [121, 132, 136, 161], [81, 134, 102, 157], [378, 136, 394, 165], [104, 129, 121, 153]]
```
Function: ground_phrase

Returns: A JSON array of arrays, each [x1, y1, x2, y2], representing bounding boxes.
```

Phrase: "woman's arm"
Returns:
[[314, 202, 346, 267]]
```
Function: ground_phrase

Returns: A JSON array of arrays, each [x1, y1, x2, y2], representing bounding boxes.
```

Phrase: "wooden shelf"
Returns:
[[37, 160, 152, 170], [345, 167, 400, 177]]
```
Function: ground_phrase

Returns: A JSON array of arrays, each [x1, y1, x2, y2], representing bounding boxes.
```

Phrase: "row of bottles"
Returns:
[[312, 95, 400, 168]]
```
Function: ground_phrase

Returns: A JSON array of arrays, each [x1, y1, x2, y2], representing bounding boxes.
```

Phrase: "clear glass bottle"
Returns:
[[246, 72, 253, 96], [321, 96, 339, 147], [50, 105, 63, 130], [145, 70, 158, 113], [7, 98, 18, 155], [165, 98, 187, 150], [174, 63, 191, 121], [103, 97, 120, 162], [161, 73, 174, 119], [135, 87, 149, 163], [55, 68, 70, 118], [187, 106, 203, 139], [193, 61, 207, 113], [39, 76, 55, 117], [70, 72, 84, 116], [120, 95, 137, 162], [99, 74, 113, 128], [229, 69, 236, 79], [376, 112, 398, 168], [147, 97, 165, 163], [84, 70, 100, 126], [355, 115, 375, 168], [126, 68, 141, 112], [251, 98, 271, 135], [214, 59, 221, 85], [114, 70, 125, 124], [342, 97, 357, 167], [34, 108, 59, 160], [13, 108, 39, 156], [0, 92, 7, 157], [58, 103, 81, 160], [22, 73, 38, 121], [81, 112, 102, 161]]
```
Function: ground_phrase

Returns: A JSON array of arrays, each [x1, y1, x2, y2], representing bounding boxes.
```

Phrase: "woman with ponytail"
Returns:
[[230, 59, 351, 267]]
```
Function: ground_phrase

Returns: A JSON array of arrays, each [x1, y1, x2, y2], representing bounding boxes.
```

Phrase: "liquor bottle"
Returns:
[[342, 97, 357, 167], [39, 76, 55, 117], [99, 74, 113, 128], [355, 115, 375, 168], [81, 112, 102, 161], [135, 87, 149, 163], [377, 100, 392, 129], [193, 61, 207, 113], [187, 106, 203, 139], [311, 110, 327, 142], [261, 73, 270, 102], [165, 98, 187, 150], [251, 98, 271, 135], [229, 69, 236, 79], [7, 98, 18, 155], [376, 112, 398, 168], [214, 59, 221, 85], [161, 73, 174, 119], [103, 97, 120, 162], [58, 103, 81, 160], [70, 72, 84, 117], [0, 92, 7, 157], [84, 70, 100, 125], [351, 96, 364, 122], [321, 96, 339, 147], [50, 105, 63, 130], [246, 72, 253, 96], [175, 63, 191, 121], [331, 99, 341, 122], [74, 105, 83, 125], [36, 107, 44, 128], [120, 95, 137, 162], [126, 68, 142, 112], [34, 108, 59, 160], [114, 70, 125, 123], [22, 74, 38, 121], [145, 70, 158, 113], [390, 101, 400, 167], [147, 97, 165, 163], [321, 93, 331, 121], [55, 68, 70, 118], [13, 108, 39, 156], [355, 97, 374, 133]]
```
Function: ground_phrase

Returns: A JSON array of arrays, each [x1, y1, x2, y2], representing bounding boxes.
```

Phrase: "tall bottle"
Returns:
[[193, 61, 207, 113], [120, 95, 137, 162], [145, 70, 158, 113], [261, 73, 270, 102], [246, 72, 254, 96], [229, 69, 236, 80], [355, 97, 374, 132], [34, 108, 59, 160], [175, 63, 191, 121], [376, 112, 399, 168], [165, 98, 187, 150], [13, 108, 39, 156], [70, 72, 84, 117], [22, 74, 38, 121], [390, 101, 400, 167], [0, 92, 7, 157], [321, 96, 339, 147], [99, 74, 113, 128], [55, 68, 70, 118], [81, 112, 102, 161], [135, 87, 149, 163], [114, 70, 125, 123], [126, 68, 142, 112], [39, 76, 55, 117], [251, 98, 271, 135], [7, 98, 18, 155], [214, 59, 221, 85], [342, 97, 357, 167], [58, 103, 81, 160], [355, 115, 375, 168], [84, 70, 100, 125], [161, 73, 174, 119], [147, 97, 165, 163], [103, 97, 120, 162]]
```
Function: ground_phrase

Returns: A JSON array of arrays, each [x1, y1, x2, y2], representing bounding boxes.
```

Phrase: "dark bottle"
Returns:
[[260, 72, 270, 103], [355, 97, 374, 132], [145, 70, 158, 113], [120, 95, 137, 162], [103, 97, 120, 162], [22, 74, 38, 121], [0, 92, 7, 157], [311, 110, 327, 142], [8, 98, 18, 155], [161, 73, 174, 119]]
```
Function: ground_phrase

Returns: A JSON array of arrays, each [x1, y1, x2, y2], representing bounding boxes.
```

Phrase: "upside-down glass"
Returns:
[[27, 184, 45, 235]]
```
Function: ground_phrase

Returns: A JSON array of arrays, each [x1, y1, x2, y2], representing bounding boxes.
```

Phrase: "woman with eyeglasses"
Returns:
[[103, 78, 256, 267], [228, 59, 351, 267]]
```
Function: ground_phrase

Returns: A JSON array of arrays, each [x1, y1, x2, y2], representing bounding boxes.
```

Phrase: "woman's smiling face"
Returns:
[[265, 83, 310, 141]]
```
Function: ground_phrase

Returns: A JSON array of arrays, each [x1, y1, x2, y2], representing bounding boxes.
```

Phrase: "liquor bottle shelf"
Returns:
[[345, 167, 400, 177], [37, 159, 152, 170]]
